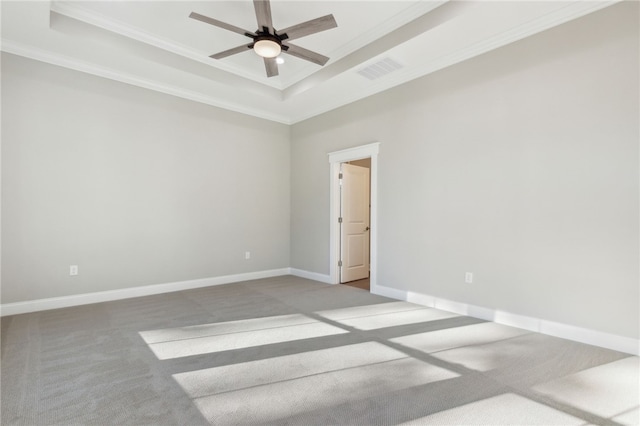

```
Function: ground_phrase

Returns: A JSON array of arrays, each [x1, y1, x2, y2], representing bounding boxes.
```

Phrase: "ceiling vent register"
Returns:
[[357, 57, 403, 80]]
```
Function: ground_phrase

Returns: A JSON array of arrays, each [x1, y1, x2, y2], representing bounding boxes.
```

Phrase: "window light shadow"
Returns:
[[399, 393, 586, 425], [316, 301, 425, 321], [186, 353, 459, 424], [532, 357, 639, 423], [391, 321, 531, 354], [143, 318, 348, 360], [139, 313, 316, 344], [138, 302, 637, 425], [172, 341, 413, 398], [320, 305, 460, 331]]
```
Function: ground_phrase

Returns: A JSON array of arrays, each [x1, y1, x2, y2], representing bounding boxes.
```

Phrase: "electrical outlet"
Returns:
[[70, 265, 79, 276], [245, 251, 251, 260], [465, 272, 473, 284]]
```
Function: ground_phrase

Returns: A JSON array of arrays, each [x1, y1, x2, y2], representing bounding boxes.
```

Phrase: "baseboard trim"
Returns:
[[373, 284, 639, 356], [371, 284, 407, 301], [5, 273, 636, 355], [289, 268, 333, 284], [0, 268, 290, 316]]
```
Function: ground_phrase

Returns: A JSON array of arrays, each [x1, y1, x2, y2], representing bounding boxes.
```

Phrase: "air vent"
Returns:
[[356, 57, 403, 81]]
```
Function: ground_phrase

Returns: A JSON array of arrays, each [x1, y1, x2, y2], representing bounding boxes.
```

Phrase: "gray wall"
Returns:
[[290, 3, 639, 339], [2, 3, 638, 340], [1, 54, 290, 303]]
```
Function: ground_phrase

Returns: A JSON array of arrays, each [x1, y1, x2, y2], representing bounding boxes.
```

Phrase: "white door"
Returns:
[[340, 163, 370, 283]]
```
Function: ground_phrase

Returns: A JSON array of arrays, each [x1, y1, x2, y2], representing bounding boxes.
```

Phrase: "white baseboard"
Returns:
[[0, 268, 290, 317], [5, 272, 636, 355], [373, 284, 639, 356], [372, 284, 407, 301], [289, 268, 333, 284]]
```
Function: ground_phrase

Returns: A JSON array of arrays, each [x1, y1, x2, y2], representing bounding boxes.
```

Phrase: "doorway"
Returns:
[[328, 143, 379, 292], [340, 161, 371, 289]]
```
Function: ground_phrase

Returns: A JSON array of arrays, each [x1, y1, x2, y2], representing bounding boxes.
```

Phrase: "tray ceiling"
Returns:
[[1, 1, 619, 124]]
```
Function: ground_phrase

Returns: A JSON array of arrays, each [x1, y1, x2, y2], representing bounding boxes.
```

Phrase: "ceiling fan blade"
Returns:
[[189, 12, 254, 38], [253, 0, 274, 33], [264, 57, 279, 77], [277, 15, 337, 41], [282, 43, 329, 66], [210, 44, 252, 59]]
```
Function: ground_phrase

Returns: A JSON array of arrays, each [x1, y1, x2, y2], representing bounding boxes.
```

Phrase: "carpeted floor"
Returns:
[[1, 275, 638, 425]]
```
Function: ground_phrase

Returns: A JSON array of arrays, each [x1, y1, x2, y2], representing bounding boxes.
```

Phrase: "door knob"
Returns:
[[365, 227, 370, 231]]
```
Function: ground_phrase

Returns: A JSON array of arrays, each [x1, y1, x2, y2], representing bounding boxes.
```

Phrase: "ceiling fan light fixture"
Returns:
[[254, 39, 281, 58]]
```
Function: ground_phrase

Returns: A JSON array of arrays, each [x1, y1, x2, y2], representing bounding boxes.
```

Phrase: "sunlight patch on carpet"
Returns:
[[190, 357, 459, 424], [532, 357, 640, 424], [336, 308, 459, 330], [316, 301, 425, 321], [398, 393, 585, 425], [139, 314, 316, 344], [142, 316, 348, 360], [390, 322, 531, 354], [173, 341, 416, 398]]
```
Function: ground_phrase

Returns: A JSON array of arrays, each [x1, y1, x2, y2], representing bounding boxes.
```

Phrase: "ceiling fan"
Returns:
[[189, 0, 337, 78]]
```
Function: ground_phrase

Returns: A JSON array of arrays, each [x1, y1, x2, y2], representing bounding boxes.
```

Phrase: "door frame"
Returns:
[[328, 142, 379, 289]]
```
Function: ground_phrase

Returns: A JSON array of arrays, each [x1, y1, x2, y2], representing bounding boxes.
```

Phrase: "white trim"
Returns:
[[372, 285, 408, 301], [283, 0, 446, 85], [289, 268, 332, 284], [50, 1, 443, 91], [2, 1, 619, 125], [328, 143, 379, 164], [3, 270, 635, 355], [328, 143, 380, 287], [0, 268, 290, 317], [0, 40, 292, 125], [373, 284, 639, 356], [287, 1, 620, 124], [49, 2, 281, 90]]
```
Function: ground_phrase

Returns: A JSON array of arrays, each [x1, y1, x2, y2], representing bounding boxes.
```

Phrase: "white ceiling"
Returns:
[[1, 1, 619, 124]]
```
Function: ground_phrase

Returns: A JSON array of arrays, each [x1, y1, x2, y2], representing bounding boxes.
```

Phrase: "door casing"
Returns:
[[328, 142, 379, 290]]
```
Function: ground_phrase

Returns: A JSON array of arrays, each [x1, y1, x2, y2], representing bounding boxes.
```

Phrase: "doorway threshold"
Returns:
[[342, 278, 370, 291]]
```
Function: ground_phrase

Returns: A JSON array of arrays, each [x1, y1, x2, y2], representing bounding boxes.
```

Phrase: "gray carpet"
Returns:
[[1, 275, 638, 425]]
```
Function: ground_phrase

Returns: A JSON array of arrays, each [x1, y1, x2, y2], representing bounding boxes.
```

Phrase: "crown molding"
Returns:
[[2, 0, 621, 125], [49, 1, 281, 89], [287, 0, 620, 124], [49, 1, 441, 91], [282, 0, 447, 86], [0, 40, 292, 125]]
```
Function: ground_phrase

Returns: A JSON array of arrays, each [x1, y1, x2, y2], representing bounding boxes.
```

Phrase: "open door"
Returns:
[[340, 163, 370, 283]]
